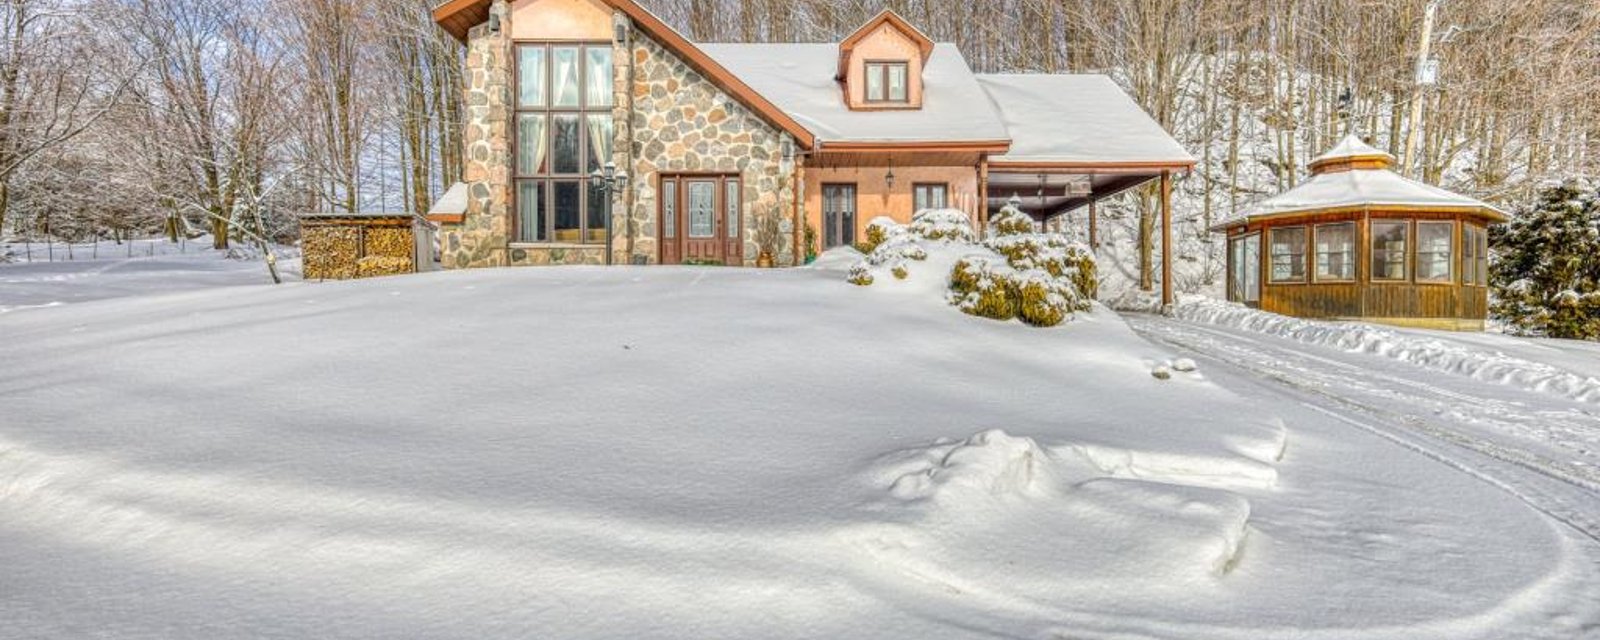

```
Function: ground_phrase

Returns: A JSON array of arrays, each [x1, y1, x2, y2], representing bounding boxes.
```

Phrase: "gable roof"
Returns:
[[432, 0, 817, 149], [835, 10, 935, 80], [702, 42, 1009, 149], [976, 74, 1194, 169]]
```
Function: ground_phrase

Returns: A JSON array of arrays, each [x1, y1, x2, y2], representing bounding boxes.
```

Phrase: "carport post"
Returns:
[[1160, 170, 1174, 308]]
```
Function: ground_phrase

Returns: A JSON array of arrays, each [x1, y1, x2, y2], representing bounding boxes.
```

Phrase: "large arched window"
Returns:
[[513, 43, 614, 244]]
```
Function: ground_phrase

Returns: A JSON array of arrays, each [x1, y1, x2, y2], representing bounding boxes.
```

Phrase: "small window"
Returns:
[[913, 183, 948, 212], [552, 181, 582, 243], [1268, 226, 1307, 283], [662, 180, 676, 238], [516, 181, 545, 243], [1314, 222, 1355, 282], [1371, 220, 1409, 281], [865, 61, 910, 104], [1417, 221, 1454, 282], [1463, 224, 1489, 286], [725, 179, 741, 237], [518, 47, 546, 108]]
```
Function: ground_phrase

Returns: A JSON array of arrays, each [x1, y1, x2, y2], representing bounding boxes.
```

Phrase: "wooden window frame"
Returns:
[[1462, 223, 1489, 287], [863, 60, 910, 104], [1415, 220, 1456, 285], [1267, 225, 1309, 284], [1369, 218, 1411, 283], [511, 41, 614, 246], [1312, 222, 1357, 283], [912, 182, 949, 212]]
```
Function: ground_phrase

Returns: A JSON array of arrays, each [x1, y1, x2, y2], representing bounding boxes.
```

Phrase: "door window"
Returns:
[[687, 181, 716, 238]]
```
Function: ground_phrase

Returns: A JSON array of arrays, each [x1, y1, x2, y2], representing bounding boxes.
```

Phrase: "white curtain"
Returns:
[[587, 115, 613, 170], [586, 48, 612, 108], [553, 48, 579, 107], [518, 114, 546, 175]]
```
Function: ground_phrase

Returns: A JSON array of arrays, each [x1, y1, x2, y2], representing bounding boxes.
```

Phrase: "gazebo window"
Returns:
[[1269, 226, 1307, 283], [1417, 221, 1455, 283], [1314, 223, 1355, 282], [1371, 221, 1409, 281], [1463, 224, 1489, 286]]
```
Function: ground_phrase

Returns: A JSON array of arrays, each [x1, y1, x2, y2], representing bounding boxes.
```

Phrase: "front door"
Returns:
[[1229, 233, 1261, 305], [660, 175, 741, 265], [822, 184, 857, 250]]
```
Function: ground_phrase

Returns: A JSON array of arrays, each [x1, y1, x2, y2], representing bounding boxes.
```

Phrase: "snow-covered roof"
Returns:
[[428, 182, 468, 217], [1311, 134, 1394, 166], [1217, 137, 1507, 229], [976, 74, 1195, 166], [699, 43, 1010, 144]]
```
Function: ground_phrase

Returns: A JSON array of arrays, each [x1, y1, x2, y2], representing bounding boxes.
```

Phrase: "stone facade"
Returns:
[[438, 1, 797, 269], [624, 30, 797, 266]]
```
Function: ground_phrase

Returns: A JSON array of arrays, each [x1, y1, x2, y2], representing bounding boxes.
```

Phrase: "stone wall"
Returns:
[[439, 3, 797, 268], [440, 0, 511, 269], [625, 32, 796, 266]]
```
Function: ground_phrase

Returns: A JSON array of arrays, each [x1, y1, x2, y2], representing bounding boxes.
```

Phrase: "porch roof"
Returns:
[[976, 74, 1194, 169]]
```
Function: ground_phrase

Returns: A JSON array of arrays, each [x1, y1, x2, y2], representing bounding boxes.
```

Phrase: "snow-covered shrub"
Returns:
[[988, 207, 1036, 238], [861, 216, 898, 254], [847, 262, 875, 286], [1491, 179, 1600, 341], [908, 209, 977, 243], [949, 256, 1020, 321], [846, 206, 1095, 328]]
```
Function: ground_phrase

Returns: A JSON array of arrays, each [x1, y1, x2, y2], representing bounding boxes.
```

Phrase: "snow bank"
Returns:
[[1174, 297, 1600, 404]]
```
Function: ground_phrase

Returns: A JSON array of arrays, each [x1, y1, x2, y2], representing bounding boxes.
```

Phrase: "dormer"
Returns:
[[836, 10, 934, 111]]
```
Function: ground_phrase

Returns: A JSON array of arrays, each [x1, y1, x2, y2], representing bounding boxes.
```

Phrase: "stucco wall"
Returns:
[[803, 163, 978, 249], [844, 24, 924, 109], [509, 0, 611, 40]]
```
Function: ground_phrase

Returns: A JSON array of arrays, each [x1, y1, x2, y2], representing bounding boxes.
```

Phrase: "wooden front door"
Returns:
[[822, 183, 857, 249], [660, 174, 741, 265]]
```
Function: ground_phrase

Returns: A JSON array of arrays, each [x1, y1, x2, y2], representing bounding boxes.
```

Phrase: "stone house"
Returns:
[[428, 0, 1193, 301]]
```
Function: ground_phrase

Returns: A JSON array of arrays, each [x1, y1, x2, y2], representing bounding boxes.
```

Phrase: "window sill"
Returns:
[[508, 242, 607, 250]]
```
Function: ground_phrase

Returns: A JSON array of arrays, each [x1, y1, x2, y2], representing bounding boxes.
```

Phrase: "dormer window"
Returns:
[[865, 61, 909, 104]]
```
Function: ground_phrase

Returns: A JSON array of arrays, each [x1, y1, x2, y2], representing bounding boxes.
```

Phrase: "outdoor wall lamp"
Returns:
[[590, 162, 629, 266], [886, 159, 896, 190]]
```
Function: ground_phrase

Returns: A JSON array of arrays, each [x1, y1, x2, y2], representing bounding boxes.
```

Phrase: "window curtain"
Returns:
[[586, 48, 613, 108], [552, 47, 580, 107], [517, 114, 547, 176], [586, 115, 613, 172]]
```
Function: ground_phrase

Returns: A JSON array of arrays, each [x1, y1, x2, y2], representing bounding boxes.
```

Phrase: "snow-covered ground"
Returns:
[[0, 237, 297, 312], [1, 253, 1597, 638]]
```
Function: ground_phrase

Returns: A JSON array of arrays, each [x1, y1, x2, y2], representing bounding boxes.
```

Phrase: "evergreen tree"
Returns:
[[1490, 179, 1600, 340]]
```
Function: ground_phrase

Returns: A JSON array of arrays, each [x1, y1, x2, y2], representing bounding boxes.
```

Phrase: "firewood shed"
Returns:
[[299, 212, 435, 280]]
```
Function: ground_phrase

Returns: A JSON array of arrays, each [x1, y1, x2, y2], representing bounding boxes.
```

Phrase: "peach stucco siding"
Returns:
[[843, 24, 924, 110], [803, 163, 978, 249], [510, 0, 612, 40]]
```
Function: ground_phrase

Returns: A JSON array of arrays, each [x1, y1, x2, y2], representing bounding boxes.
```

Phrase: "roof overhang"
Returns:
[[1208, 204, 1510, 234], [432, 0, 817, 150], [819, 139, 1012, 154], [987, 159, 1196, 174], [836, 10, 936, 80]]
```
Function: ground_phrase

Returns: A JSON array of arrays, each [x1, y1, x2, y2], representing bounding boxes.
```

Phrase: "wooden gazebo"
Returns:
[[1212, 135, 1506, 331]]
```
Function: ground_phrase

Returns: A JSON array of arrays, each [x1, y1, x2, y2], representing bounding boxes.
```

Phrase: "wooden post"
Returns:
[[1088, 198, 1098, 248], [1160, 170, 1174, 308], [977, 156, 989, 234]]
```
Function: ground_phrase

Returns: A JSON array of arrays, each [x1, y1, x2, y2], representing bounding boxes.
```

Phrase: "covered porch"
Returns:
[[975, 74, 1195, 305]]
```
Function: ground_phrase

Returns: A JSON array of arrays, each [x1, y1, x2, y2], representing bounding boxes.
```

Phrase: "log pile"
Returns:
[[303, 226, 361, 280]]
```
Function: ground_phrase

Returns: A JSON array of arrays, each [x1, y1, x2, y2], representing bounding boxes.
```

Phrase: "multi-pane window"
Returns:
[[1417, 221, 1454, 282], [865, 61, 909, 103], [1371, 220, 1409, 281], [514, 43, 614, 244], [1463, 224, 1489, 286], [913, 183, 948, 212], [1314, 223, 1355, 281], [1269, 226, 1307, 283]]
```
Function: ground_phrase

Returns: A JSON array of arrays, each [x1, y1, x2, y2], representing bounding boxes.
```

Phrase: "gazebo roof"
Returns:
[[1214, 135, 1507, 231]]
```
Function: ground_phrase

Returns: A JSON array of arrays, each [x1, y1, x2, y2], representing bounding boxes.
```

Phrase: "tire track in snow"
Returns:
[[1129, 314, 1600, 546]]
